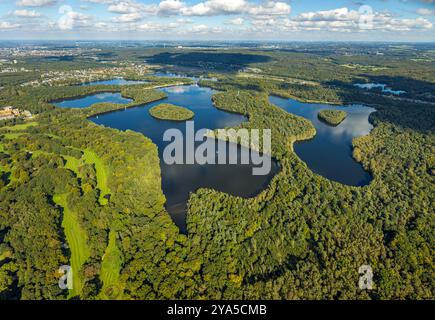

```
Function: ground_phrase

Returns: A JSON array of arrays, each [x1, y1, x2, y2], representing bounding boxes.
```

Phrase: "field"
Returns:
[[83, 150, 110, 205], [99, 231, 124, 300], [53, 193, 91, 298]]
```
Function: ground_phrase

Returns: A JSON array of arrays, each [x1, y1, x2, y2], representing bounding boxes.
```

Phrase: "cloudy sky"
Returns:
[[0, 0, 434, 41]]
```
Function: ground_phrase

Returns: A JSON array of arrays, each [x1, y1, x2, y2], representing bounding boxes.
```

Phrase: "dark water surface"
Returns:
[[53, 92, 132, 109], [269, 96, 375, 186], [86, 85, 279, 231], [52, 81, 375, 230]]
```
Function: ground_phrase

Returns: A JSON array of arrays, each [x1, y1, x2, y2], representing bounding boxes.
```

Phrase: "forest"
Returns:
[[0, 45, 433, 300], [149, 104, 195, 121], [317, 110, 347, 126]]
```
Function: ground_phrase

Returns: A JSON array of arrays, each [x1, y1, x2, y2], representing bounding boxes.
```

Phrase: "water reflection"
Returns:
[[78, 78, 148, 86], [354, 83, 406, 95], [53, 92, 133, 109], [269, 96, 375, 186], [87, 85, 279, 232]]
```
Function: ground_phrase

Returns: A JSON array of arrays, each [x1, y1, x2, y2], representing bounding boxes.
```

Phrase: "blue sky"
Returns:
[[0, 0, 434, 41]]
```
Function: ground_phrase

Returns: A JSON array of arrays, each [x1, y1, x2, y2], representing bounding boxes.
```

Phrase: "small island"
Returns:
[[149, 103, 194, 121], [318, 109, 347, 126]]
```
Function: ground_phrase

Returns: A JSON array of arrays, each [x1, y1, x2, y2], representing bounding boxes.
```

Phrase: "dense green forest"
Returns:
[[0, 46, 433, 300], [149, 104, 194, 121], [318, 110, 347, 126]]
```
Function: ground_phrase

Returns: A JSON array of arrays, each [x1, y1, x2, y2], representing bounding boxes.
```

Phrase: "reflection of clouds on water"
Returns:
[[53, 92, 132, 108], [161, 142, 277, 207], [92, 84, 279, 231], [81, 78, 147, 86], [316, 105, 374, 143], [163, 85, 211, 94], [163, 86, 192, 94], [269, 95, 373, 186], [95, 93, 111, 99], [354, 83, 406, 95], [214, 114, 247, 129]]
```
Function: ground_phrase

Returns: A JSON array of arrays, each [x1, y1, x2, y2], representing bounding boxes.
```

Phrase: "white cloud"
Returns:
[[58, 6, 91, 30], [191, 24, 209, 32], [180, 0, 289, 17], [81, 0, 115, 4], [158, 0, 186, 16], [138, 22, 161, 31], [417, 8, 435, 16], [229, 17, 244, 25], [16, 0, 56, 7], [7, 1, 433, 38], [275, 7, 433, 32], [0, 22, 21, 30], [12, 9, 42, 18], [112, 12, 143, 22], [108, 2, 139, 14], [294, 7, 359, 22], [248, 1, 291, 16], [181, 0, 247, 16]]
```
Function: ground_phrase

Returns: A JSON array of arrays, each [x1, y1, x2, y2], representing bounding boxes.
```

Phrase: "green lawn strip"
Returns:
[[0, 248, 12, 262], [0, 122, 38, 132], [53, 193, 91, 299], [83, 150, 110, 205], [62, 155, 81, 176], [2, 133, 25, 140], [99, 230, 124, 299]]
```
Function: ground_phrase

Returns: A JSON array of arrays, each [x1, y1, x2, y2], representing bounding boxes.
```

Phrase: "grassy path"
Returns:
[[83, 150, 110, 205], [99, 230, 123, 299], [53, 193, 91, 298], [65, 149, 122, 298]]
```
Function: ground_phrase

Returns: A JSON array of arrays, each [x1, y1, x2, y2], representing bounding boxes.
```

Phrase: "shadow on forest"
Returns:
[[359, 74, 435, 97], [326, 75, 435, 134], [244, 255, 299, 285], [143, 52, 272, 71]]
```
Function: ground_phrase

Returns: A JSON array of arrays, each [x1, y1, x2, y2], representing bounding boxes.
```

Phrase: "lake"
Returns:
[[86, 85, 280, 232], [269, 96, 375, 186], [52, 82, 375, 229], [354, 83, 406, 95], [52, 92, 132, 109], [79, 78, 148, 86]]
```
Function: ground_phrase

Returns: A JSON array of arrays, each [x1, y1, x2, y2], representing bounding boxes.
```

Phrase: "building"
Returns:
[[0, 106, 33, 120]]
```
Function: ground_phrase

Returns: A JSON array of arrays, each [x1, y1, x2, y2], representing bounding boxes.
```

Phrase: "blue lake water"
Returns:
[[52, 81, 375, 230], [153, 72, 217, 82], [269, 96, 375, 186], [86, 85, 279, 232], [153, 72, 196, 79], [79, 78, 148, 86], [53, 92, 132, 109], [354, 83, 406, 95]]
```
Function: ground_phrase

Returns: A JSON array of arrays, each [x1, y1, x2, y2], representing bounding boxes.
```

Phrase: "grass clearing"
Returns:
[[2, 133, 25, 139], [83, 150, 110, 205], [99, 230, 124, 300], [63, 155, 82, 176], [1, 122, 38, 132], [53, 193, 91, 299], [0, 248, 12, 262]]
